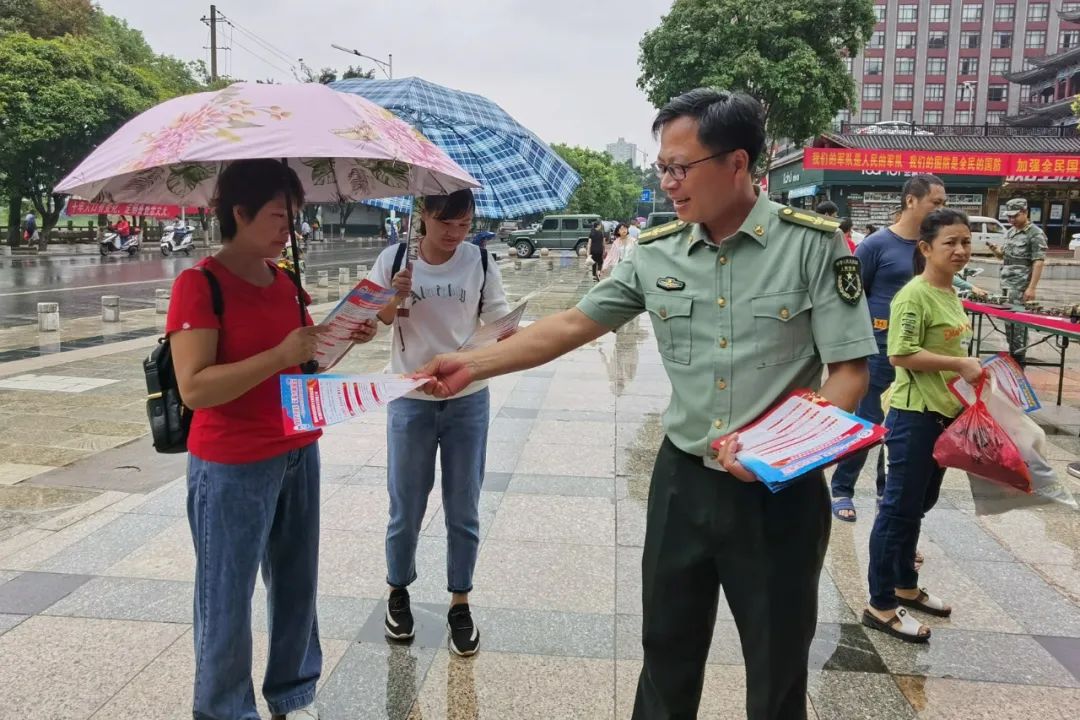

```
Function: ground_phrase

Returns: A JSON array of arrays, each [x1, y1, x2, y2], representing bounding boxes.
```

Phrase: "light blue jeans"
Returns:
[[386, 389, 490, 593], [187, 443, 322, 720]]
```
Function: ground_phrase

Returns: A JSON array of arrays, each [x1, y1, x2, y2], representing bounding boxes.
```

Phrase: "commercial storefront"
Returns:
[[997, 175, 1080, 247]]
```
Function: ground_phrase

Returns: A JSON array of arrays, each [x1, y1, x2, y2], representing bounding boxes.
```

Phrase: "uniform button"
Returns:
[[659, 307, 668, 318], [779, 307, 790, 319], [719, 337, 728, 348], [713, 419, 724, 429], [719, 255, 728, 265], [717, 297, 726, 308], [716, 379, 727, 390]]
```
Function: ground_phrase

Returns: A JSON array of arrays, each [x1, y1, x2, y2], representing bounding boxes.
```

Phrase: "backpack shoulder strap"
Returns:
[[478, 248, 488, 316], [198, 267, 224, 318], [391, 241, 408, 280]]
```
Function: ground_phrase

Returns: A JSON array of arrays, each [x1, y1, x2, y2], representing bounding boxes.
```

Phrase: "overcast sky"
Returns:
[[97, 0, 673, 160]]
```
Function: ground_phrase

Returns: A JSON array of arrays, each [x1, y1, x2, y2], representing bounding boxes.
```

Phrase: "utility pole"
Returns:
[[200, 5, 223, 82]]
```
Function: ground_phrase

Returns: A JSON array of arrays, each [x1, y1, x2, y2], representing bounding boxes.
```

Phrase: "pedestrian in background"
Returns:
[[830, 174, 946, 522], [588, 220, 605, 281], [629, 216, 643, 242], [815, 200, 839, 218], [986, 198, 1047, 365], [839, 218, 857, 253], [864, 208, 981, 643], [601, 222, 633, 277]]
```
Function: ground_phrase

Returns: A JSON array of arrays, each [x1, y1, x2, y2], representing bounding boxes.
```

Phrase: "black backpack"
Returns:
[[390, 241, 488, 314], [145, 268, 223, 454]]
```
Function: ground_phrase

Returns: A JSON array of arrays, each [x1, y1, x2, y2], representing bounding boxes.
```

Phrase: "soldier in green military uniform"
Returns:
[[414, 89, 876, 720], [987, 198, 1047, 363]]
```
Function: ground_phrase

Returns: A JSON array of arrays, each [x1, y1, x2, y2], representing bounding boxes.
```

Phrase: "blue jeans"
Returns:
[[831, 349, 893, 499], [187, 444, 322, 720], [386, 389, 490, 593], [867, 410, 950, 611]]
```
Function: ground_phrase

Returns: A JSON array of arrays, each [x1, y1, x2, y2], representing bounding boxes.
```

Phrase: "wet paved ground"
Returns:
[[0, 256, 1078, 718]]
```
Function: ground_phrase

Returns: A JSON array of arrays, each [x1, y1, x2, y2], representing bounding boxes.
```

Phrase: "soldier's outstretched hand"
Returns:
[[412, 353, 475, 398]]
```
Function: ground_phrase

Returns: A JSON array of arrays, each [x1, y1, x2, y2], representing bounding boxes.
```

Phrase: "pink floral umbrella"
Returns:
[[55, 82, 478, 205]]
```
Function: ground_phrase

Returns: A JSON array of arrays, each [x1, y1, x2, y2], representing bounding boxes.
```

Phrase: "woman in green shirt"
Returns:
[[864, 208, 984, 643]]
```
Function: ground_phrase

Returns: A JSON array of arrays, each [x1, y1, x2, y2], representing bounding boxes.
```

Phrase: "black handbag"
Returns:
[[144, 268, 223, 453]]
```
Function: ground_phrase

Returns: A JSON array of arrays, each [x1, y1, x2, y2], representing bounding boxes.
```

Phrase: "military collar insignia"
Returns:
[[656, 277, 686, 291], [833, 257, 863, 305], [753, 225, 765, 236]]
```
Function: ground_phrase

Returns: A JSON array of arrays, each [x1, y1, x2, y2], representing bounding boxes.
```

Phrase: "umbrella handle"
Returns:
[[397, 207, 419, 317], [281, 159, 319, 374]]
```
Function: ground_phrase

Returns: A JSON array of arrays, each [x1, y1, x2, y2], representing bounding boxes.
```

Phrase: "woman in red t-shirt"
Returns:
[[166, 159, 375, 720]]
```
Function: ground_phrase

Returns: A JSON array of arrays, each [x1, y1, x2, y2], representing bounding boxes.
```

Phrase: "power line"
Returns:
[[228, 35, 293, 78], [217, 11, 297, 67]]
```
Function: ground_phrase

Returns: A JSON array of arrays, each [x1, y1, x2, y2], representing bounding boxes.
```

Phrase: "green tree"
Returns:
[[0, 0, 94, 38], [638, 0, 875, 173], [552, 145, 641, 220]]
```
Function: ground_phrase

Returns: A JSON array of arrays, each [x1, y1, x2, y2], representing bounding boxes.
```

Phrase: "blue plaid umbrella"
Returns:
[[329, 77, 579, 219]]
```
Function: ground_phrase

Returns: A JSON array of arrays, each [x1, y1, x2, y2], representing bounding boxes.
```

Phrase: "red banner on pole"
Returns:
[[803, 147, 1080, 178], [64, 199, 201, 219]]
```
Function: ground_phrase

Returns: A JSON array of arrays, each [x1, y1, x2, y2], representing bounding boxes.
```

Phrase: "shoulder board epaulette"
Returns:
[[778, 207, 840, 233], [638, 220, 687, 244]]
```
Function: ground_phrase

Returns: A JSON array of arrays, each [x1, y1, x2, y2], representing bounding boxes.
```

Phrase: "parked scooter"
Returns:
[[160, 221, 195, 256], [100, 225, 142, 256]]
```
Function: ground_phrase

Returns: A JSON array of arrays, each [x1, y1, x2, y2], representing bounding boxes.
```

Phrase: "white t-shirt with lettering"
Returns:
[[368, 241, 509, 400]]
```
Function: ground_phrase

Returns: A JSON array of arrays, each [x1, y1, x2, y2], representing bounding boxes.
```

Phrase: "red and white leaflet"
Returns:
[[281, 374, 428, 435], [459, 303, 527, 351], [314, 279, 397, 371]]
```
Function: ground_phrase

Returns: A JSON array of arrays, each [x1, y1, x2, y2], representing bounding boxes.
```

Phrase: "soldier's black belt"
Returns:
[[1003, 258, 1029, 266]]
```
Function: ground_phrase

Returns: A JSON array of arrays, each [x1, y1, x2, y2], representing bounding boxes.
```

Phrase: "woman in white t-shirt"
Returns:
[[368, 190, 508, 658]]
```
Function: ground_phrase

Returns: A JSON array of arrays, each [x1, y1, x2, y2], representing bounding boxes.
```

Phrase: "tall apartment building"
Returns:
[[606, 137, 640, 167], [842, 1, 1080, 127]]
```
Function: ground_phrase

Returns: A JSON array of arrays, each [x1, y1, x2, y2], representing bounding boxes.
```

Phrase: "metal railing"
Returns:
[[837, 122, 1078, 137]]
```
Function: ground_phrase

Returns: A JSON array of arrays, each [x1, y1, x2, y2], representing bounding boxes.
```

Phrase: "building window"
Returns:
[[994, 32, 1013, 49], [986, 112, 1005, 125], [866, 58, 884, 75], [1062, 31, 1080, 50], [926, 83, 946, 101], [895, 57, 915, 74], [989, 57, 1011, 75], [863, 84, 882, 101], [926, 58, 947, 75], [1023, 58, 1038, 70], [929, 32, 949, 49], [959, 57, 979, 75], [869, 32, 885, 49], [1028, 3, 1049, 21], [988, 84, 1009, 102], [894, 110, 914, 122], [895, 84, 914, 101], [994, 3, 1015, 22], [957, 83, 977, 101], [956, 110, 974, 124], [837, 109, 851, 123], [924, 110, 944, 125], [873, 4, 886, 22], [961, 4, 983, 22], [897, 32, 917, 49], [898, 4, 918, 22], [843, 57, 854, 73], [1062, 2, 1080, 11], [1026, 30, 1047, 49], [861, 109, 881, 123], [929, 4, 951, 22], [960, 32, 981, 49]]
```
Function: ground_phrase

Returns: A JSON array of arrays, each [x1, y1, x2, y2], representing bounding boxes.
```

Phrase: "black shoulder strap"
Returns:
[[391, 241, 408, 280], [478, 248, 488, 316], [198, 267, 224, 318]]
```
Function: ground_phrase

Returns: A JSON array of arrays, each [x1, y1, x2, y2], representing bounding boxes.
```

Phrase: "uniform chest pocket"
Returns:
[[644, 291, 693, 365], [750, 289, 815, 368]]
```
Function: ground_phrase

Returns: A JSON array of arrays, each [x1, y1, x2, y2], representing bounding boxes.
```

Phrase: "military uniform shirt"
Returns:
[[576, 190, 878, 457], [1000, 222, 1048, 294]]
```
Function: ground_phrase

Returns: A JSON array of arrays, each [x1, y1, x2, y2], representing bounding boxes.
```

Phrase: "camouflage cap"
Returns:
[[1005, 198, 1029, 216]]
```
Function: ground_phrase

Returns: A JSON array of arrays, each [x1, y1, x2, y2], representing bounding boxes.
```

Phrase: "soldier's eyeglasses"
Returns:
[[653, 151, 733, 181]]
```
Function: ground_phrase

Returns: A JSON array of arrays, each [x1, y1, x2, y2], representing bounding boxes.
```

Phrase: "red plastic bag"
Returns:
[[932, 376, 1031, 493]]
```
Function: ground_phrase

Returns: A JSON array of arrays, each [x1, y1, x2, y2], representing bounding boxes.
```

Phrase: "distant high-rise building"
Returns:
[[606, 137, 639, 167], [838, 1, 1080, 128]]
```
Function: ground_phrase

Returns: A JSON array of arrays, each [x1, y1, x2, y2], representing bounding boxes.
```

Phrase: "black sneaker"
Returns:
[[384, 588, 414, 641], [447, 603, 480, 656]]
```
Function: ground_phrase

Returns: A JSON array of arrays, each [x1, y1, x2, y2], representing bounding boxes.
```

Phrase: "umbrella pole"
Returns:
[[397, 201, 418, 317], [281, 159, 318, 374]]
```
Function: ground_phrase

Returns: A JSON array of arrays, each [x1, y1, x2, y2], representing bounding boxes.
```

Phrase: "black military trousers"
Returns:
[[632, 438, 831, 720]]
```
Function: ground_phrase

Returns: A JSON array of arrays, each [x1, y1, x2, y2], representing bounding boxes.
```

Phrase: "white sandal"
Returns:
[[898, 587, 952, 617], [862, 607, 931, 643]]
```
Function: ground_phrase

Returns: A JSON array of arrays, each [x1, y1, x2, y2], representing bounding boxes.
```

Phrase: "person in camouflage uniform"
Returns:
[[987, 198, 1047, 364]]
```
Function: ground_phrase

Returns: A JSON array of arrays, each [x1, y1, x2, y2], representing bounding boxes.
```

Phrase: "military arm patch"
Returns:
[[834, 257, 863, 305], [778, 207, 841, 234], [638, 220, 687, 244]]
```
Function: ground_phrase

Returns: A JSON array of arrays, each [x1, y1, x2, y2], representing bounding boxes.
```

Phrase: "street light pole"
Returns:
[[963, 81, 977, 128], [331, 43, 393, 79]]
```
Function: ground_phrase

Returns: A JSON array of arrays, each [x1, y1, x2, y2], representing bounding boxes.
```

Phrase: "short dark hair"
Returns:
[[652, 89, 766, 167], [866, 224, 878, 234], [914, 208, 969, 274], [213, 159, 304, 240], [816, 201, 839, 216], [419, 190, 475, 235], [902, 174, 945, 207], [839, 218, 853, 233]]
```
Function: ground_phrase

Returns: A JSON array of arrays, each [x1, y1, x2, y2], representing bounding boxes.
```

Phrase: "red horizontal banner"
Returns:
[[804, 148, 1080, 178], [64, 199, 201, 219]]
